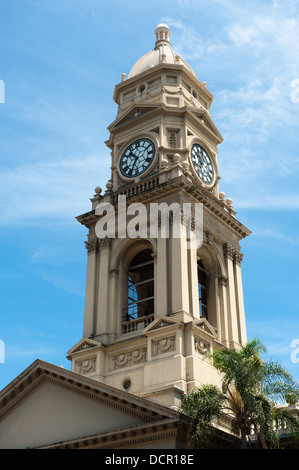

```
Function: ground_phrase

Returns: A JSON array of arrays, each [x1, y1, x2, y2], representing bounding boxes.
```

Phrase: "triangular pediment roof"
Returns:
[[143, 316, 179, 334], [0, 360, 188, 449], [193, 318, 217, 338], [107, 103, 159, 133], [187, 107, 224, 144], [66, 337, 103, 357]]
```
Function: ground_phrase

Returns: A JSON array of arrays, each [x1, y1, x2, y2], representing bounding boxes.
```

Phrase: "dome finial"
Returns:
[[154, 24, 171, 47]]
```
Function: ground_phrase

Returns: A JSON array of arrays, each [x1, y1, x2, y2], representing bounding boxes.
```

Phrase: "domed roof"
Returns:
[[127, 24, 197, 79]]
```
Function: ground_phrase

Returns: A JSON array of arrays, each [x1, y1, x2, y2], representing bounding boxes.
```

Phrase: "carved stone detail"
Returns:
[[234, 251, 244, 265], [194, 338, 210, 355], [223, 243, 235, 260], [218, 274, 228, 287], [146, 159, 160, 179], [76, 341, 96, 352], [204, 231, 213, 245], [113, 348, 146, 369], [152, 336, 176, 356], [223, 243, 244, 264], [98, 238, 112, 249], [77, 357, 96, 374], [85, 238, 98, 253]]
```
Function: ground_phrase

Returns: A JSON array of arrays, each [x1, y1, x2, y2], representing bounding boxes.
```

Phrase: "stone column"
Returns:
[[95, 238, 111, 343], [224, 243, 239, 347], [217, 274, 229, 348], [83, 237, 98, 338], [234, 251, 247, 346], [170, 217, 190, 318], [108, 267, 119, 343], [189, 249, 200, 319], [155, 228, 168, 318]]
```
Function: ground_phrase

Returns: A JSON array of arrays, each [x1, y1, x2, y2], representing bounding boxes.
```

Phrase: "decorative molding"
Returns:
[[234, 251, 244, 265], [36, 420, 184, 449], [193, 318, 217, 338], [194, 338, 210, 355], [0, 361, 178, 426], [152, 336, 176, 356], [77, 175, 251, 241], [98, 238, 112, 249], [223, 243, 235, 260], [85, 238, 98, 253], [204, 231, 213, 245], [143, 316, 177, 333], [117, 178, 129, 189], [109, 267, 119, 277], [76, 357, 96, 374], [218, 274, 228, 288], [112, 348, 146, 369], [223, 243, 244, 264], [69, 340, 99, 355]]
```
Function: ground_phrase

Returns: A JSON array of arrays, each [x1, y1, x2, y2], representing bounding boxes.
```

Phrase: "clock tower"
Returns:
[[67, 24, 251, 409]]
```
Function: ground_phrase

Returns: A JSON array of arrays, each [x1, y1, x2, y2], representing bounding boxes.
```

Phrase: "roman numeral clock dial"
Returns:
[[119, 138, 155, 178], [191, 143, 215, 185]]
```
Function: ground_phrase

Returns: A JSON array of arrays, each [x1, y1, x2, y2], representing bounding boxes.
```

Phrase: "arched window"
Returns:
[[197, 259, 208, 319], [123, 249, 154, 322]]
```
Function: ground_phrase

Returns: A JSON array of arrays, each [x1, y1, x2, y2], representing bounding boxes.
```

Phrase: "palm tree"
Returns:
[[180, 339, 299, 449]]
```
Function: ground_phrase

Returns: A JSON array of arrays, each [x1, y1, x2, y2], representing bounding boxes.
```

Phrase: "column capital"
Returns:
[[223, 243, 235, 261], [223, 243, 244, 264], [234, 251, 244, 265], [218, 274, 228, 287], [98, 238, 112, 249], [85, 237, 98, 253], [109, 267, 119, 277]]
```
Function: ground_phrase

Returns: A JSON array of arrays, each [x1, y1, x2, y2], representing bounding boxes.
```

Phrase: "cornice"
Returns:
[[35, 417, 189, 449], [0, 360, 177, 423], [106, 102, 222, 147], [76, 175, 251, 240], [113, 63, 214, 109]]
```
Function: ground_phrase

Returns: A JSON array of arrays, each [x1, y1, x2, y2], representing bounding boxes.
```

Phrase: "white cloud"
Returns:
[[35, 268, 85, 296], [0, 155, 110, 226]]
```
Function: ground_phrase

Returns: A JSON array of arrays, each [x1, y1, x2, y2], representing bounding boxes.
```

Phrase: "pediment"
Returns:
[[108, 104, 158, 132], [0, 360, 181, 449], [193, 318, 217, 338], [143, 316, 178, 334], [188, 108, 224, 143], [66, 337, 101, 356]]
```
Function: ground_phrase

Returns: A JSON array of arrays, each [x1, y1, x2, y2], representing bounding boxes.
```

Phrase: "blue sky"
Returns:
[[0, 0, 299, 390]]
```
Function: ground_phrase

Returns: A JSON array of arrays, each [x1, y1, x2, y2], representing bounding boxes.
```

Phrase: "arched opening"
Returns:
[[123, 248, 154, 322], [197, 259, 208, 319]]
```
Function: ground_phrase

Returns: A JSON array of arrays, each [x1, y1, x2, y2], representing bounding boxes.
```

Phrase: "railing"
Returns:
[[122, 314, 154, 335], [215, 407, 299, 444], [215, 412, 238, 435], [111, 177, 160, 204]]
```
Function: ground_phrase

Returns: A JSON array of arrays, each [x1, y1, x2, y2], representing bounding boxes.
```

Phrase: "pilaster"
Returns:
[[95, 238, 112, 343], [83, 237, 98, 338], [223, 243, 239, 347], [234, 252, 247, 346]]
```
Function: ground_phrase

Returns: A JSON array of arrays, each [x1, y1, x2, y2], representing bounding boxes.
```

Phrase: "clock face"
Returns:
[[119, 138, 155, 178], [191, 143, 214, 184]]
